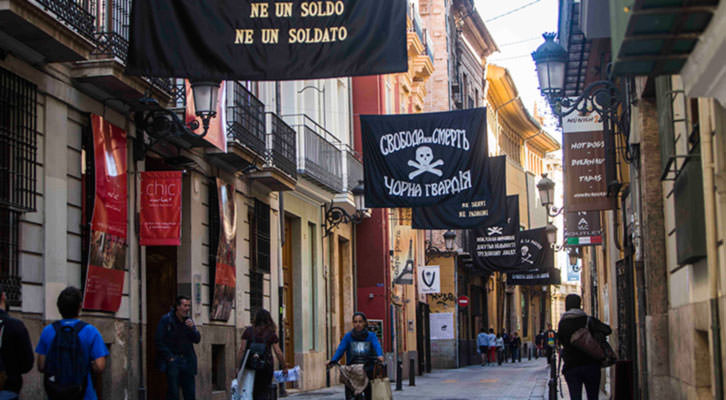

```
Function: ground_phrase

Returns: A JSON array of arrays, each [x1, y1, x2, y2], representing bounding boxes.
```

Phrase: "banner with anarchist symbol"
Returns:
[[417, 266, 440, 295], [362, 108, 489, 208], [412, 155, 507, 229], [470, 195, 520, 271]]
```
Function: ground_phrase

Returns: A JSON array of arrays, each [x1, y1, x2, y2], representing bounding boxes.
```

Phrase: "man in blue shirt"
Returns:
[[35, 287, 109, 400]]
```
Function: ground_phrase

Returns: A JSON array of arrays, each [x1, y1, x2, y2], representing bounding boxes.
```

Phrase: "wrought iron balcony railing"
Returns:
[[424, 29, 435, 64], [227, 82, 266, 156], [283, 114, 342, 192], [36, 0, 96, 41], [344, 146, 363, 192], [266, 113, 297, 179], [409, 4, 425, 46]]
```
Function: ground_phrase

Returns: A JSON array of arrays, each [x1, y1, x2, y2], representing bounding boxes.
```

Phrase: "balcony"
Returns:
[[0, 0, 96, 62], [246, 113, 298, 191], [284, 114, 343, 193], [609, 0, 718, 76], [344, 147, 363, 192]]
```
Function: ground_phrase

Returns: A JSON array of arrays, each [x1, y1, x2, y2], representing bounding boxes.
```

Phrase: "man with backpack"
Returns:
[[558, 294, 612, 400], [156, 295, 201, 400], [0, 285, 34, 399], [35, 286, 109, 400]]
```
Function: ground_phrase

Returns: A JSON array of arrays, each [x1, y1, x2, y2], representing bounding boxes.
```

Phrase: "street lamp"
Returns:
[[322, 180, 370, 237], [189, 80, 220, 135], [444, 230, 457, 251], [531, 33, 568, 100], [537, 174, 563, 218], [425, 230, 457, 263], [545, 223, 558, 247], [568, 247, 582, 266]]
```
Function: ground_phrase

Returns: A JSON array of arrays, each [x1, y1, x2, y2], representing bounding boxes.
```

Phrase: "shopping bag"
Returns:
[[370, 377, 392, 400], [273, 365, 301, 383], [231, 350, 255, 400]]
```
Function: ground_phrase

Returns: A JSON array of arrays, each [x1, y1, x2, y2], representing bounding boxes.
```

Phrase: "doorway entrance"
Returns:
[[145, 245, 178, 400], [282, 216, 295, 369]]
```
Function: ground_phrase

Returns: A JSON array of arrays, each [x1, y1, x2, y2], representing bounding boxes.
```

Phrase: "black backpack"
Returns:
[[43, 321, 89, 400], [245, 327, 272, 371]]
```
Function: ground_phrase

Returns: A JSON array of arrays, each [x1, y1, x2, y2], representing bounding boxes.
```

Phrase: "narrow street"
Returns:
[[291, 359, 554, 400]]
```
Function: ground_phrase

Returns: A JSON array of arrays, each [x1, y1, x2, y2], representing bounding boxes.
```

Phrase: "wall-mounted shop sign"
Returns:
[[562, 106, 616, 212], [564, 211, 602, 246], [362, 108, 491, 208], [127, 0, 407, 80], [417, 266, 441, 295], [412, 156, 507, 229], [83, 115, 128, 312], [140, 171, 183, 246]]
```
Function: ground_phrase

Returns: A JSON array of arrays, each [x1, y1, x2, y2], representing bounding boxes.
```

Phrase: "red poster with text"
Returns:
[[140, 171, 182, 246], [82, 115, 127, 312], [185, 80, 227, 152]]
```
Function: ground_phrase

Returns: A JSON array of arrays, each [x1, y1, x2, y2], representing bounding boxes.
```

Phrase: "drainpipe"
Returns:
[[699, 100, 723, 400]]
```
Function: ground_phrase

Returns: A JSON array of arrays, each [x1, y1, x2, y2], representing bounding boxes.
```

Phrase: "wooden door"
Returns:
[[282, 217, 295, 368], [146, 245, 177, 400]]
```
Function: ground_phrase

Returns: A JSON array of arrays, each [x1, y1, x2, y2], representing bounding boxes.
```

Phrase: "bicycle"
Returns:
[[327, 359, 387, 400]]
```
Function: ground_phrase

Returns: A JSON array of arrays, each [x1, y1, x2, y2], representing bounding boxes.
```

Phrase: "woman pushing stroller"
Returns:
[[327, 312, 384, 400]]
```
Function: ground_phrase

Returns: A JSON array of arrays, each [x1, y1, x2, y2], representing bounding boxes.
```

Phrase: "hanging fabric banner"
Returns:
[[185, 80, 227, 152], [126, 0, 407, 81], [505, 228, 559, 285], [139, 171, 183, 246], [362, 108, 489, 208], [211, 179, 237, 321], [83, 115, 128, 312], [506, 268, 561, 285], [469, 195, 521, 271], [411, 155, 507, 229], [562, 107, 616, 211]]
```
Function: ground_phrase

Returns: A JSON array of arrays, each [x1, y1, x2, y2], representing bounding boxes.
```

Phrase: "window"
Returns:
[[249, 200, 269, 319], [0, 67, 38, 307]]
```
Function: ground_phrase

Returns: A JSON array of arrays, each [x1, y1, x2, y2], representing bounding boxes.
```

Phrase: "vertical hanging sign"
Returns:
[[139, 171, 183, 246], [83, 115, 128, 312], [211, 179, 237, 321]]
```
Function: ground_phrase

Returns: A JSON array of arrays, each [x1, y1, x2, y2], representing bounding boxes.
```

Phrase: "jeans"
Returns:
[[166, 357, 196, 400], [511, 347, 520, 362], [564, 364, 601, 400]]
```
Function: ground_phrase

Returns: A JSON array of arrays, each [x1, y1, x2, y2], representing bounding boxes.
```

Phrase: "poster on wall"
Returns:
[[139, 171, 183, 246], [367, 319, 384, 344], [411, 155, 507, 229], [82, 115, 128, 312], [429, 312, 454, 340], [362, 108, 490, 208], [392, 224, 415, 284], [417, 266, 441, 295], [470, 195, 520, 271], [185, 80, 227, 152], [562, 107, 616, 211], [211, 178, 237, 321], [127, 0, 407, 80]]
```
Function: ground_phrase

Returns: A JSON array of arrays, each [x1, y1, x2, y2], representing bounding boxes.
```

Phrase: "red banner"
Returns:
[[185, 80, 227, 152], [139, 171, 182, 246], [210, 178, 236, 321], [83, 115, 128, 312]]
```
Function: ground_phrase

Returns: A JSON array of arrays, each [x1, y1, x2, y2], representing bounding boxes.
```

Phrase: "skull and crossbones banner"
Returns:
[[503, 228, 559, 285], [469, 195, 521, 271], [361, 108, 489, 207], [411, 155, 507, 229]]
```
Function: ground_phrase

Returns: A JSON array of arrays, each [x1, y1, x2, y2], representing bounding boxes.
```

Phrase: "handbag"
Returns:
[[370, 364, 392, 400], [570, 317, 616, 368]]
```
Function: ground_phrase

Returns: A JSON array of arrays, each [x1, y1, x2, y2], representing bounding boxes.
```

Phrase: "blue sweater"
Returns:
[[331, 330, 383, 365]]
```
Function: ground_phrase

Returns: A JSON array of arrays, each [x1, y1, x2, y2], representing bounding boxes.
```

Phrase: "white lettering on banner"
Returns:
[[379, 128, 470, 155], [383, 170, 472, 198], [571, 158, 606, 166], [570, 141, 604, 150], [578, 175, 603, 182]]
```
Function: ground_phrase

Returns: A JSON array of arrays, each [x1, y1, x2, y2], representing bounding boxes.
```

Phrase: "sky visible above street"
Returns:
[[474, 0, 559, 130]]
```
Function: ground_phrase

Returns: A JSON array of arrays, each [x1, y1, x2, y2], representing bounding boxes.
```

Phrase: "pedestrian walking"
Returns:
[[476, 328, 489, 366], [35, 286, 109, 400], [495, 333, 504, 365], [236, 309, 287, 400], [544, 323, 557, 364], [328, 312, 384, 400], [558, 294, 612, 400], [0, 285, 34, 399], [535, 331, 544, 358], [486, 329, 497, 364], [510, 331, 521, 362], [155, 295, 201, 400]]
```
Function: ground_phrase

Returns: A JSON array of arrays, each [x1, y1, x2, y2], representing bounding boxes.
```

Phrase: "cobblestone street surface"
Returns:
[[290, 358, 558, 400]]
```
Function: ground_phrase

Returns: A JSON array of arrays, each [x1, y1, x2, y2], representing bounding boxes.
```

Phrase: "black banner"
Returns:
[[126, 0, 407, 80], [506, 268, 561, 285], [411, 156, 507, 229], [470, 195, 520, 271], [362, 108, 488, 208]]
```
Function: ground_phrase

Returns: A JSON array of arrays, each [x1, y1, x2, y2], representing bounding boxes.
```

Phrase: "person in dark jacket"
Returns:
[[328, 312, 384, 400], [0, 285, 33, 399], [558, 294, 611, 400], [236, 309, 287, 400], [156, 295, 201, 400]]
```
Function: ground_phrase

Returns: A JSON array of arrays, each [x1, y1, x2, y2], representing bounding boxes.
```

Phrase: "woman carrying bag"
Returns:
[[236, 309, 287, 400], [327, 312, 384, 400]]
